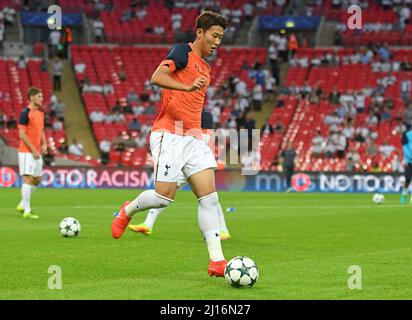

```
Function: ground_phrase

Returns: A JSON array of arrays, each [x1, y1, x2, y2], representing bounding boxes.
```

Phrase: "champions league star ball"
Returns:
[[59, 217, 81, 237], [224, 256, 259, 288], [372, 193, 385, 204]]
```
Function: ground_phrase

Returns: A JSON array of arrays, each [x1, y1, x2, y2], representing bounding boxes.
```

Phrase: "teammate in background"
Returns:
[[16, 87, 47, 219], [401, 126, 412, 204], [112, 11, 228, 277], [128, 110, 231, 240]]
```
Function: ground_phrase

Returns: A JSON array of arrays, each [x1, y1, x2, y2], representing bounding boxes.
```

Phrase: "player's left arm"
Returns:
[[41, 129, 47, 155]]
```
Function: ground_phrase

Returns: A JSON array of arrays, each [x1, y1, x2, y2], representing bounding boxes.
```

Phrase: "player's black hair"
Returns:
[[27, 87, 42, 100], [196, 10, 227, 31]]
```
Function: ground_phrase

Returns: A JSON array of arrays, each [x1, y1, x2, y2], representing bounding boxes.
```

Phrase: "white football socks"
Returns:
[[144, 208, 165, 229], [21, 183, 32, 214], [31, 185, 37, 196], [198, 192, 225, 262], [125, 190, 172, 217], [217, 202, 228, 233]]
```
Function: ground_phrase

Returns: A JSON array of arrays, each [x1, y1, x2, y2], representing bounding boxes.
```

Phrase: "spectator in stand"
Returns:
[[261, 119, 274, 136], [134, 134, 146, 148], [59, 140, 69, 154], [252, 80, 263, 111], [17, 55, 26, 68], [265, 73, 276, 101], [378, 43, 391, 62], [0, 18, 4, 52], [382, 106, 392, 122], [0, 111, 7, 128], [311, 130, 325, 158], [90, 109, 105, 123], [68, 139, 84, 157], [112, 132, 126, 151], [49, 29, 61, 58], [281, 142, 297, 192], [143, 103, 156, 115], [399, 5, 410, 30], [52, 118, 63, 130], [243, 2, 254, 21], [43, 148, 55, 166], [106, 110, 125, 123], [391, 152, 404, 173], [401, 76, 411, 102], [335, 131, 347, 159], [52, 57, 64, 91], [346, 146, 360, 166], [118, 97, 132, 114], [324, 111, 343, 127], [54, 98, 65, 121], [132, 102, 145, 116], [127, 89, 139, 104], [119, 65, 127, 82], [235, 78, 248, 98], [355, 91, 366, 113], [277, 32, 288, 62], [74, 59, 86, 74], [7, 114, 17, 129], [171, 12, 182, 31], [329, 87, 341, 104], [93, 18, 104, 43], [379, 139, 396, 159], [129, 117, 142, 131], [366, 110, 379, 126], [401, 57, 412, 71], [366, 139, 378, 157], [211, 102, 221, 127], [288, 33, 298, 60], [154, 25, 165, 35], [325, 133, 337, 159], [103, 80, 114, 95], [343, 120, 355, 140]]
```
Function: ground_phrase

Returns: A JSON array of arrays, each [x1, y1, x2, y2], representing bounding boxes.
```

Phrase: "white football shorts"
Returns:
[[18, 152, 43, 177], [150, 131, 217, 185]]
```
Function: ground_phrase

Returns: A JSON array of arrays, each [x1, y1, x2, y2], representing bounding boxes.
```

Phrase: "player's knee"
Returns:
[[23, 175, 34, 185], [198, 192, 218, 205], [154, 192, 173, 208]]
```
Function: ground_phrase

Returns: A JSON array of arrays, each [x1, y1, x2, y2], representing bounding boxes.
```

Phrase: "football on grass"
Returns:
[[224, 256, 259, 288], [59, 217, 81, 237]]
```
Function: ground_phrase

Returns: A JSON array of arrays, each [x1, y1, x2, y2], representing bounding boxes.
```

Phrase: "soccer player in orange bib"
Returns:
[[112, 11, 228, 277], [128, 110, 231, 241], [16, 87, 47, 219]]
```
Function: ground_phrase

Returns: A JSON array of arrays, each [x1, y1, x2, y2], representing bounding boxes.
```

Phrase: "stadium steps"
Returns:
[[247, 62, 289, 129], [234, 20, 253, 45], [317, 21, 337, 46], [49, 59, 100, 159], [4, 14, 22, 42]]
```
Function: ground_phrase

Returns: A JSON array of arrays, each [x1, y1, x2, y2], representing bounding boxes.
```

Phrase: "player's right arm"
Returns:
[[151, 43, 206, 92], [151, 65, 205, 92]]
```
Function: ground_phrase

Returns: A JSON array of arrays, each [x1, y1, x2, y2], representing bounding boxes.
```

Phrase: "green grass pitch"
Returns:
[[1, 188, 412, 299]]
